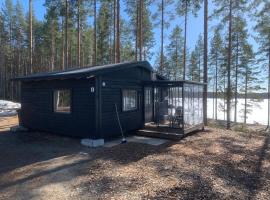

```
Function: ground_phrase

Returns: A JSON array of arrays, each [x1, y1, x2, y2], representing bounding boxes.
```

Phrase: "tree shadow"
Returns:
[[0, 131, 85, 174], [0, 130, 179, 195], [1, 127, 269, 199], [213, 134, 270, 200], [143, 173, 222, 200], [247, 134, 270, 200]]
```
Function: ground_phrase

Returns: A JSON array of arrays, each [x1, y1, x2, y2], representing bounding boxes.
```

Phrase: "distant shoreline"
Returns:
[[207, 92, 268, 99]]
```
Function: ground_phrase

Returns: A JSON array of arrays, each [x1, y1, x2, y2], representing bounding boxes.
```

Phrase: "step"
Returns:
[[137, 129, 184, 140]]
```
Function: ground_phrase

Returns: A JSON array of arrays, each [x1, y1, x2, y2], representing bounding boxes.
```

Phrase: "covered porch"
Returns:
[[139, 80, 205, 139]]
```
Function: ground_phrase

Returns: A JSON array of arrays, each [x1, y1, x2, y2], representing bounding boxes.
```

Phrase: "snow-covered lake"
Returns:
[[0, 100, 21, 117], [207, 98, 268, 125]]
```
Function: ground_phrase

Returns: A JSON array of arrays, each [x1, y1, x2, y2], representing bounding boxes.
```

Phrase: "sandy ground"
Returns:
[[0, 116, 270, 200]]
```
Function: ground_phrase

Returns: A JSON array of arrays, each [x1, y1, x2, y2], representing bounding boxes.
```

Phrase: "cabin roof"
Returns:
[[13, 61, 153, 81]]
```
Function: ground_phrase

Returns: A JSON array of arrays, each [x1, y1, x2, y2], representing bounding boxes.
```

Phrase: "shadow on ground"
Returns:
[[0, 125, 269, 200]]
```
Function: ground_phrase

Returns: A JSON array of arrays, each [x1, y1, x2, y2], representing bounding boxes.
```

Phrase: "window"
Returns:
[[145, 88, 152, 106], [54, 90, 71, 113], [122, 89, 138, 111]]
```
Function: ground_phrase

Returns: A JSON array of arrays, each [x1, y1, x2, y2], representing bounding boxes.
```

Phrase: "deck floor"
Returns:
[[137, 123, 184, 140], [138, 122, 204, 140]]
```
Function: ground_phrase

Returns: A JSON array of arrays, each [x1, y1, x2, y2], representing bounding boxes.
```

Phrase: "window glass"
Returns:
[[122, 89, 138, 111], [54, 90, 71, 113]]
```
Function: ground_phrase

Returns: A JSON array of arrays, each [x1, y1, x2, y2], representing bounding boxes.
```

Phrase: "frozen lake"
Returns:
[[207, 98, 268, 125]]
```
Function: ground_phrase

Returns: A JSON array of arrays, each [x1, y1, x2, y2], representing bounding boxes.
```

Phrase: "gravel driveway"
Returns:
[[0, 116, 269, 200]]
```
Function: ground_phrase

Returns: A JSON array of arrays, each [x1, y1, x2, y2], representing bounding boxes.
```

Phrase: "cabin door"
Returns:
[[144, 87, 153, 123]]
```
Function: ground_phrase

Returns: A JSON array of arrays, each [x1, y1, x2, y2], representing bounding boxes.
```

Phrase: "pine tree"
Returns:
[[187, 35, 203, 82], [209, 29, 223, 120], [29, 0, 33, 73], [152, 0, 173, 71], [96, 1, 111, 65], [115, 0, 120, 63], [253, 0, 270, 129], [212, 0, 249, 129], [64, 0, 68, 69], [93, 0, 97, 65], [77, 0, 81, 67], [239, 44, 263, 124], [176, 0, 202, 80], [0, 13, 5, 98], [231, 15, 249, 123], [44, 0, 60, 71], [2, 0, 14, 100], [189, 50, 200, 81], [195, 35, 204, 81], [166, 25, 184, 80], [203, 0, 208, 125], [125, 0, 154, 61], [13, 1, 26, 99]]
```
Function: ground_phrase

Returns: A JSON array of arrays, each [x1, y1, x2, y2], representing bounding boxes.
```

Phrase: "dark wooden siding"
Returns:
[[99, 67, 152, 138], [20, 78, 95, 138]]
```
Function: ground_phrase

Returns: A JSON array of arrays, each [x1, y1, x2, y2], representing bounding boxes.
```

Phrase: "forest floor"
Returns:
[[0, 116, 270, 200]]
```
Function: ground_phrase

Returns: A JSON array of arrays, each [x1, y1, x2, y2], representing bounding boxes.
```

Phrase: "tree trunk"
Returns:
[[51, 19, 55, 71], [268, 48, 270, 128], [226, 0, 232, 129], [234, 34, 239, 123], [113, 0, 116, 63], [116, 0, 120, 63], [93, 0, 97, 65], [215, 52, 218, 120], [175, 38, 178, 80], [139, 0, 143, 61], [109, 3, 113, 63], [77, 0, 81, 67], [213, 79, 214, 119], [65, 0, 68, 69], [224, 71, 226, 120], [61, 17, 65, 70], [29, 0, 33, 74], [160, 0, 164, 70], [203, 0, 208, 125], [135, 1, 138, 61], [198, 52, 201, 82], [183, 0, 187, 80], [244, 63, 248, 124]]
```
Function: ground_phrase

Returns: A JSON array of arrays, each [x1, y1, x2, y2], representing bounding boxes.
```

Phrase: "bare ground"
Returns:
[[0, 116, 270, 200]]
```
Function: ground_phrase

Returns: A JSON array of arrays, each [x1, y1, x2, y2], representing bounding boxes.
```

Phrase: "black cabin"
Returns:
[[14, 61, 205, 144]]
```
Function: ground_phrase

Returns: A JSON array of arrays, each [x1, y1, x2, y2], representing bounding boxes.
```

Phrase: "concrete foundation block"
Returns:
[[81, 138, 104, 148]]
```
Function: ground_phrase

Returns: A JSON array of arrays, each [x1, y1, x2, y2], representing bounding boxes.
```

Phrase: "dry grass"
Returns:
[[0, 116, 269, 200]]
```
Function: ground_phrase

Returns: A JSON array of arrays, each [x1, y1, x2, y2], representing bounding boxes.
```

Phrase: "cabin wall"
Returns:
[[20, 78, 95, 138], [99, 67, 152, 138]]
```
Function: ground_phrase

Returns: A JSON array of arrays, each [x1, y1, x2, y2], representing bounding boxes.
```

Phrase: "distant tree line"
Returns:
[[0, 0, 269, 128]]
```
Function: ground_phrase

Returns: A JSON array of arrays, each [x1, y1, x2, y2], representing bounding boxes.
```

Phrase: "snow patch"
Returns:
[[0, 100, 21, 117]]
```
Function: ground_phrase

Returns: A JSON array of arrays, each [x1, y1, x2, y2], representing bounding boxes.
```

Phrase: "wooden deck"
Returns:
[[137, 123, 184, 140], [137, 123, 204, 140]]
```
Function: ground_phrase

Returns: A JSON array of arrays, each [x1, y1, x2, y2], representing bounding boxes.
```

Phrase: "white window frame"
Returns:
[[53, 89, 71, 113], [122, 89, 138, 112]]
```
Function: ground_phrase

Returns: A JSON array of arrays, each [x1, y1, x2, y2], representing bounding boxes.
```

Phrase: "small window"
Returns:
[[122, 89, 138, 111], [54, 90, 71, 113]]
